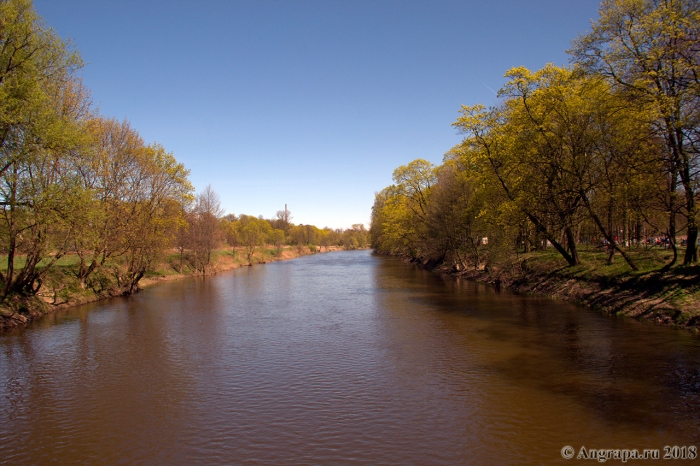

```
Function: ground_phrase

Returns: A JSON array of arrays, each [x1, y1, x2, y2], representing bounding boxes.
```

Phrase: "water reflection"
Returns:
[[1, 250, 699, 465]]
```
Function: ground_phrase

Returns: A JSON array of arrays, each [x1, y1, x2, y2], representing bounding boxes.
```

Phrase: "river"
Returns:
[[1, 250, 699, 464]]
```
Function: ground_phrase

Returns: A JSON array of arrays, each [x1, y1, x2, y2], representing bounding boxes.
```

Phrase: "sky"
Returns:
[[34, 0, 602, 229]]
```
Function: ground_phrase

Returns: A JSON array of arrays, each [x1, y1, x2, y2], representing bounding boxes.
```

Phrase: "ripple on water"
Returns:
[[1, 250, 700, 465]]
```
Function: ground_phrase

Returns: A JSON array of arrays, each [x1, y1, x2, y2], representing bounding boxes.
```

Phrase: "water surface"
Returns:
[[1, 250, 699, 464]]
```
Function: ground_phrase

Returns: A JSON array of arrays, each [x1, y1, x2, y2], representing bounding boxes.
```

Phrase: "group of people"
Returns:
[[596, 236, 694, 249]]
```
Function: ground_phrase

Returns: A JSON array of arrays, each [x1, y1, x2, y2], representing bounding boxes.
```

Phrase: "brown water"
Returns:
[[1, 250, 699, 465]]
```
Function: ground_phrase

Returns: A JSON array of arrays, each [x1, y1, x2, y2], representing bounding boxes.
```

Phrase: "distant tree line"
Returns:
[[180, 190, 370, 271], [0, 0, 368, 301], [372, 0, 699, 271], [217, 210, 369, 267]]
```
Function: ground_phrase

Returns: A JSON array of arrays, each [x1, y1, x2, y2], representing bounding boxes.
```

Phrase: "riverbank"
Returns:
[[0, 245, 344, 332], [418, 247, 700, 330]]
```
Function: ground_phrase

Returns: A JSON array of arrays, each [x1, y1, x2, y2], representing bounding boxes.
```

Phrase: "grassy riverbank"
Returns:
[[0, 245, 342, 331], [425, 246, 700, 330]]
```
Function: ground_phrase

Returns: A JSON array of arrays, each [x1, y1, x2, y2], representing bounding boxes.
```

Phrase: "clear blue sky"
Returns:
[[34, 0, 601, 229]]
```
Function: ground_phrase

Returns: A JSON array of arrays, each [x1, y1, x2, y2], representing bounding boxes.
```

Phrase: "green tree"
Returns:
[[570, 0, 700, 265], [425, 157, 492, 270], [454, 103, 582, 266], [220, 215, 240, 255], [270, 228, 285, 254], [0, 0, 89, 296], [113, 143, 192, 294], [502, 65, 660, 269], [241, 217, 271, 265], [71, 117, 147, 287]]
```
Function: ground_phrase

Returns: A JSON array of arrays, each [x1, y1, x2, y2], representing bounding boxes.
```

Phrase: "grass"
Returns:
[[519, 244, 694, 276], [1, 244, 347, 330], [0, 245, 316, 305], [0, 253, 82, 272], [502, 244, 700, 327]]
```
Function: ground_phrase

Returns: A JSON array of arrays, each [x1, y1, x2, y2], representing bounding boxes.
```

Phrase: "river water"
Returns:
[[1, 250, 699, 464]]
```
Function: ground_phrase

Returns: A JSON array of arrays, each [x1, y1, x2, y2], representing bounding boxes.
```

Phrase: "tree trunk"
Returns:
[[607, 248, 615, 265], [663, 166, 679, 270], [581, 190, 638, 270], [564, 227, 580, 266], [3, 186, 16, 297], [683, 185, 698, 264]]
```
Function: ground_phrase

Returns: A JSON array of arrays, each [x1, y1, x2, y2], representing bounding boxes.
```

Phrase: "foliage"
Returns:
[[0, 1, 194, 298], [570, 0, 700, 265], [373, 0, 699, 274]]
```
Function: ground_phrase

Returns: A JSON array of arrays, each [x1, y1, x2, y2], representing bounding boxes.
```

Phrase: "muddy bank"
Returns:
[[420, 257, 700, 331], [0, 246, 345, 332]]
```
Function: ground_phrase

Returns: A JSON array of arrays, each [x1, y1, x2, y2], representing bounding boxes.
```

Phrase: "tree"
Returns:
[[508, 65, 661, 269], [318, 228, 332, 251], [454, 102, 583, 266], [344, 224, 369, 249], [220, 215, 240, 255], [187, 184, 223, 272], [270, 228, 285, 254], [454, 65, 666, 270], [424, 158, 491, 270], [276, 206, 292, 234], [240, 217, 271, 265], [112, 143, 192, 294], [570, 0, 700, 265], [71, 117, 147, 287], [371, 185, 421, 257], [0, 1, 195, 300], [0, 0, 90, 296], [374, 159, 437, 259], [392, 159, 436, 223]]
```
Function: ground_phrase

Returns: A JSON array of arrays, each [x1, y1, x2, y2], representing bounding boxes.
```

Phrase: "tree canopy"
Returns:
[[372, 0, 698, 271]]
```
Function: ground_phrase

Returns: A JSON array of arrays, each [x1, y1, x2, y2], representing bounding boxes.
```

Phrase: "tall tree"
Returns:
[[114, 143, 192, 293], [570, 0, 700, 264], [187, 184, 223, 272], [0, 0, 89, 296], [71, 117, 145, 288], [454, 103, 583, 266], [425, 158, 491, 270]]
